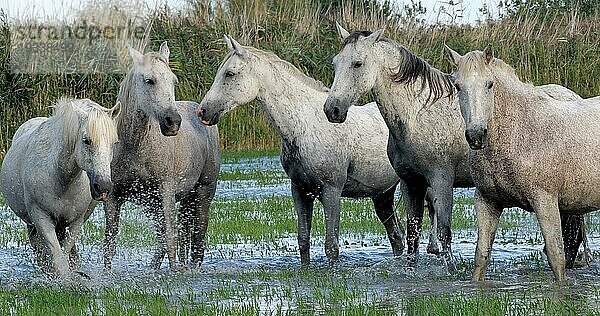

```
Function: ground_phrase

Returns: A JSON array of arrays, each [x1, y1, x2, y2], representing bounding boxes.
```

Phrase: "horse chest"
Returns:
[[469, 151, 531, 208]]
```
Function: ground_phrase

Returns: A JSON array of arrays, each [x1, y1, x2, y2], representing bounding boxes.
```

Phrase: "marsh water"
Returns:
[[1, 155, 600, 313]]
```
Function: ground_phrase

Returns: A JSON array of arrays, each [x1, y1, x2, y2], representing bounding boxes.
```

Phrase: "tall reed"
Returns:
[[1, 0, 600, 158]]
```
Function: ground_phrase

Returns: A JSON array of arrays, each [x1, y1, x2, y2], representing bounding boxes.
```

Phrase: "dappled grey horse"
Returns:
[[324, 25, 589, 270], [447, 45, 600, 282], [1, 98, 118, 276], [103, 42, 220, 270], [198, 36, 410, 266]]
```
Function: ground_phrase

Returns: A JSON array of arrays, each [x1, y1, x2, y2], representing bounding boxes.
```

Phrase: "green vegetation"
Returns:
[[2, 0, 600, 158], [0, 278, 598, 315]]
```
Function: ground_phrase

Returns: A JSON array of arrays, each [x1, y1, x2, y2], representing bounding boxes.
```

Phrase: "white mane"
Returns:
[[53, 98, 118, 148]]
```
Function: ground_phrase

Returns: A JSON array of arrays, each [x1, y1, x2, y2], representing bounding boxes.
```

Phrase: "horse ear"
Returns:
[[228, 36, 248, 57], [335, 22, 350, 42], [365, 28, 385, 44], [127, 44, 143, 64], [159, 41, 170, 60], [483, 44, 494, 64], [224, 35, 234, 52], [109, 101, 121, 119], [444, 44, 462, 66], [71, 101, 87, 120]]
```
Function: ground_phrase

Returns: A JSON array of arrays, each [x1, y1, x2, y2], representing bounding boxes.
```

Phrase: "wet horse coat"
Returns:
[[198, 36, 407, 265], [447, 45, 600, 281], [103, 43, 220, 270], [1, 98, 118, 276]]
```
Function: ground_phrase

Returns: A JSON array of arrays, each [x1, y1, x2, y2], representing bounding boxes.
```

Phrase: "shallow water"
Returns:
[[1, 155, 600, 313]]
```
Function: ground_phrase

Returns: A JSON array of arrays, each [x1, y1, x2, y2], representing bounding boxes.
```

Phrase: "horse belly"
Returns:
[[1, 140, 29, 220], [342, 160, 398, 198], [558, 173, 600, 214]]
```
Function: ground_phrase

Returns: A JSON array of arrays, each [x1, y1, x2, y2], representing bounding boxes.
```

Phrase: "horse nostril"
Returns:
[[198, 107, 205, 117], [93, 182, 101, 193], [165, 116, 174, 127], [332, 106, 340, 117]]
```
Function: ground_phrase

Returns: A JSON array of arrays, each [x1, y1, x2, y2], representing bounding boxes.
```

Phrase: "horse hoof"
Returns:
[[74, 270, 91, 280], [444, 256, 457, 275], [426, 245, 441, 255], [406, 254, 418, 267]]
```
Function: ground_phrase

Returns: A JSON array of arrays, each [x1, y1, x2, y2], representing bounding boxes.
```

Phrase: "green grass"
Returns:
[[0, 278, 598, 315], [221, 149, 280, 163], [218, 169, 287, 185]]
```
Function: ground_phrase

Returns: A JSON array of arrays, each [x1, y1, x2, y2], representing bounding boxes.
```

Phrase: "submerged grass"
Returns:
[[0, 279, 598, 315]]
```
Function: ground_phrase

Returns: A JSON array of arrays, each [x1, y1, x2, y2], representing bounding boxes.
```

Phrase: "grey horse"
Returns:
[[446, 45, 599, 282], [323, 25, 588, 269], [103, 42, 220, 270], [1, 98, 118, 276], [198, 36, 409, 266]]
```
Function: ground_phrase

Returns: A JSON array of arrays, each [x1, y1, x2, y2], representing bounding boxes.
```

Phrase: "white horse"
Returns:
[[447, 44, 600, 282], [1, 98, 118, 276], [197, 36, 410, 266], [103, 43, 221, 270]]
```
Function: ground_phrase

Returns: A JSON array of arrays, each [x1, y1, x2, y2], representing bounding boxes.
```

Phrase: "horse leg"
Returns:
[[532, 193, 565, 282], [372, 183, 405, 256], [403, 179, 427, 265], [160, 189, 178, 270], [150, 206, 167, 269], [63, 200, 96, 269], [473, 189, 502, 282], [560, 214, 584, 269], [189, 184, 216, 268], [425, 188, 440, 255], [292, 183, 315, 266], [178, 200, 192, 266], [103, 197, 122, 270], [29, 207, 69, 276], [56, 225, 79, 269], [429, 176, 455, 272], [319, 185, 342, 267], [26, 224, 45, 268]]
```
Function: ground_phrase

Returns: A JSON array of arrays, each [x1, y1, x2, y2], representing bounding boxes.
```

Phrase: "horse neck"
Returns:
[[255, 65, 327, 142], [116, 93, 151, 150], [487, 76, 530, 145], [372, 73, 427, 136]]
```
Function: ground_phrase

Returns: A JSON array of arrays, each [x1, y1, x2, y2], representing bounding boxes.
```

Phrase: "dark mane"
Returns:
[[392, 45, 455, 105], [342, 30, 455, 105]]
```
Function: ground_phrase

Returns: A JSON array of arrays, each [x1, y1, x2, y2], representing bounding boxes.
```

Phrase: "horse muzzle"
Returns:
[[465, 127, 488, 150], [323, 97, 348, 123], [159, 111, 182, 136], [198, 105, 222, 126], [89, 176, 113, 202]]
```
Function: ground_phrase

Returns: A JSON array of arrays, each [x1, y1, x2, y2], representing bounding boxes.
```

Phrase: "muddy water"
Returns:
[[1, 155, 600, 312]]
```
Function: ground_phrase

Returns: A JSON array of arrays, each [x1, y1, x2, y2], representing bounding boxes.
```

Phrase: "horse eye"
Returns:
[[225, 70, 235, 78], [144, 78, 155, 85], [486, 81, 494, 89], [83, 137, 92, 146], [352, 61, 363, 68]]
